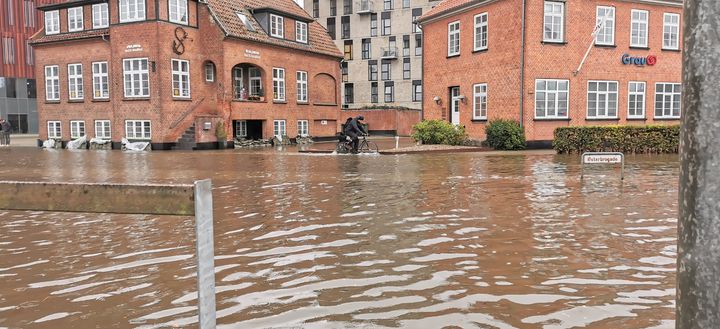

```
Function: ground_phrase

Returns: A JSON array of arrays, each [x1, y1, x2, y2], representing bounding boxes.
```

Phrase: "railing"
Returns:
[[381, 47, 398, 59], [356, 0, 374, 13], [169, 97, 206, 130]]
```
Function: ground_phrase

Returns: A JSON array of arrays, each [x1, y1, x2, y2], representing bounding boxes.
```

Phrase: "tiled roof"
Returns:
[[206, 0, 343, 58], [30, 29, 109, 44]]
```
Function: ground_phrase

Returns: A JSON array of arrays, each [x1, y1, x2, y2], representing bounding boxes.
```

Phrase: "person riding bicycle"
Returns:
[[338, 117, 353, 143], [344, 116, 368, 154]]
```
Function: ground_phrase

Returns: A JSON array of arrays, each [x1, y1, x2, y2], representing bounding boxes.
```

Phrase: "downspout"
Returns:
[[519, 0, 526, 128], [418, 22, 424, 121]]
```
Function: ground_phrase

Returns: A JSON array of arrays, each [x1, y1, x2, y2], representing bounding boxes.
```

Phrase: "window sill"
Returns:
[[541, 41, 567, 45], [45, 100, 61, 104], [123, 97, 151, 101], [472, 48, 488, 54], [446, 54, 460, 59], [68, 99, 84, 103], [297, 101, 310, 105], [471, 119, 488, 123], [233, 98, 266, 103], [629, 46, 650, 50], [534, 118, 571, 121], [172, 97, 192, 101], [627, 117, 646, 121], [653, 117, 681, 121], [585, 117, 619, 121], [662, 48, 681, 52], [92, 98, 111, 102], [273, 100, 288, 104], [594, 44, 616, 48], [314, 102, 338, 106]]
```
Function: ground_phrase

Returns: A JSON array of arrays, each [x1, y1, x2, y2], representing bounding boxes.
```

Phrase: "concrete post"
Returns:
[[677, 1, 720, 328]]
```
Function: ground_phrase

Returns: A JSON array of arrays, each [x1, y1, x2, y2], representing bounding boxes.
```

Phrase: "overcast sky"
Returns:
[[294, 0, 303, 8]]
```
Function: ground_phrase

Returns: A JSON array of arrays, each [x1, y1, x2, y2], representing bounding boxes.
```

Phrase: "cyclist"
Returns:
[[344, 116, 367, 154]]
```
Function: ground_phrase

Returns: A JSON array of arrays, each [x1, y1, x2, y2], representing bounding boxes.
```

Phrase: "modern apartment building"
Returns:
[[305, 0, 441, 109], [419, 0, 682, 144], [1, 0, 64, 134]]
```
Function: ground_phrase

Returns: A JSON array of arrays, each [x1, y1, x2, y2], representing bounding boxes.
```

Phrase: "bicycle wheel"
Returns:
[[359, 140, 379, 153], [335, 142, 347, 154]]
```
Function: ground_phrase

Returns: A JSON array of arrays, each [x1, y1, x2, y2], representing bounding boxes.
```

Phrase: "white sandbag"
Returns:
[[42, 139, 56, 148], [66, 135, 87, 149], [121, 137, 151, 151]]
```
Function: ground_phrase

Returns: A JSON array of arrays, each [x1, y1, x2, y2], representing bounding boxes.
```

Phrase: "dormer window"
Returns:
[[68, 7, 83, 32], [296, 21, 308, 43], [237, 12, 255, 31], [45, 10, 60, 34], [270, 14, 284, 38]]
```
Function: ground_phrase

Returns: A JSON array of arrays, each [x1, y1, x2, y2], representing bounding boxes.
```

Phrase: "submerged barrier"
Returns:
[[0, 180, 217, 329]]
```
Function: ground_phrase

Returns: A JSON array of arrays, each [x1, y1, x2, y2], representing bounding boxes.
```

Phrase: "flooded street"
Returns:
[[0, 148, 678, 329]]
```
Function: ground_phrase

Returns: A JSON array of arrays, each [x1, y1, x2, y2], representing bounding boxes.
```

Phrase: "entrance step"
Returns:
[[172, 123, 196, 150]]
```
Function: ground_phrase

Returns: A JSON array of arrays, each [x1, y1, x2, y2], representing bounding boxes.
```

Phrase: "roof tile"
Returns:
[[30, 29, 109, 44]]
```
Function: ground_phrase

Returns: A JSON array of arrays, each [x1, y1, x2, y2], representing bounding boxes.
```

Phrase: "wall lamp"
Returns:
[[433, 96, 441, 104]]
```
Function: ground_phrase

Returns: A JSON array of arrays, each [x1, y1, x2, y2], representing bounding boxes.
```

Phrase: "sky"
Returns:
[[294, 0, 303, 8]]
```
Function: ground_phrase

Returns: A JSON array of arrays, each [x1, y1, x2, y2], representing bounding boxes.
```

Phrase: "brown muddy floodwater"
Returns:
[[0, 147, 679, 329]]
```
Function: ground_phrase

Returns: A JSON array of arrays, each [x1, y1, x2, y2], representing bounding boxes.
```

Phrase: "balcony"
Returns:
[[356, 0, 375, 14], [381, 47, 398, 59]]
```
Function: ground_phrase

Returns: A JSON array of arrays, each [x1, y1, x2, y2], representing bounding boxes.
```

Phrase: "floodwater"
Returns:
[[0, 147, 679, 329]]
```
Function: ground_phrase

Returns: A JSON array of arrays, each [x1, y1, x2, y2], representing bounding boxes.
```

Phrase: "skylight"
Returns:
[[236, 12, 255, 31]]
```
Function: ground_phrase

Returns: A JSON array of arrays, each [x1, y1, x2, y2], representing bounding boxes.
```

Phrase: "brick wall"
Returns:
[[340, 109, 421, 136]]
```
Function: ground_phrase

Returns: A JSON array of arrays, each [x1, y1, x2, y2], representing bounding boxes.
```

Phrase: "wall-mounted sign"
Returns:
[[621, 54, 657, 66], [244, 49, 260, 59], [125, 44, 143, 52], [321, 120, 328, 125]]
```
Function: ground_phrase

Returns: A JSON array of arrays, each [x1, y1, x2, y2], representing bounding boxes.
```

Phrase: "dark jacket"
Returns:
[[345, 117, 366, 135], [0, 121, 11, 133]]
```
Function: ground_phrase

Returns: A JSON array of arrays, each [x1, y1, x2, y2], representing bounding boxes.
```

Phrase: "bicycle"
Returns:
[[335, 135, 379, 154]]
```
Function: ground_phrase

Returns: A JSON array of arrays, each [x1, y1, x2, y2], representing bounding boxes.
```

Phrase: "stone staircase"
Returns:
[[173, 124, 196, 150]]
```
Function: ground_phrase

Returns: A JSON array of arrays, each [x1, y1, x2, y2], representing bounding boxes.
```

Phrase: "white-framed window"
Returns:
[[654, 83, 681, 118], [270, 14, 284, 38], [297, 120, 309, 137], [235, 120, 247, 137], [171, 59, 190, 98], [273, 68, 285, 101], [628, 81, 646, 119], [120, 0, 146, 23], [68, 7, 84, 32], [473, 83, 487, 120], [473, 13, 488, 51], [296, 71, 308, 103], [249, 67, 262, 96], [663, 13, 680, 50], [296, 21, 308, 43], [92, 61, 109, 99], [543, 1, 564, 42], [534, 79, 569, 119], [68, 63, 84, 100], [70, 120, 85, 139], [95, 120, 111, 139], [45, 10, 60, 34], [123, 58, 149, 98], [44, 65, 60, 101], [169, 0, 188, 24], [2, 37, 15, 64], [125, 120, 151, 139], [631, 9, 648, 47], [205, 62, 215, 82], [587, 81, 618, 119], [447, 21, 460, 56], [47, 121, 61, 139], [595, 6, 615, 45], [273, 120, 286, 137], [92, 3, 109, 28]]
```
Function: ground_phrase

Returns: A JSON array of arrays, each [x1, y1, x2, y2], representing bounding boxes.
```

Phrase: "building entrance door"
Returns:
[[450, 87, 460, 126]]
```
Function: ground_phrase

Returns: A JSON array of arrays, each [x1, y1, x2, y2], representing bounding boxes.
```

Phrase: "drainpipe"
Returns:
[[519, 0, 526, 128], [419, 23, 424, 121]]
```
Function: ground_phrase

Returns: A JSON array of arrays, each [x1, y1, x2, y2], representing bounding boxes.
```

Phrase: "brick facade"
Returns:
[[420, 0, 682, 143], [31, 0, 342, 149]]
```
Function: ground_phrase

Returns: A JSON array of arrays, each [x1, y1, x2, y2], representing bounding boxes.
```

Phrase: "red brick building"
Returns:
[[31, 0, 342, 149], [418, 0, 682, 145]]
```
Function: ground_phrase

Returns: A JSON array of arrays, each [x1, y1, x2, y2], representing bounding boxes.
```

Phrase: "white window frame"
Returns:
[[534, 79, 569, 119], [125, 120, 152, 139], [68, 7, 84, 32], [595, 6, 615, 46], [67, 63, 84, 100], [169, 0, 188, 25], [70, 120, 86, 139], [473, 13, 488, 51], [297, 120, 309, 137], [47, 121, 62, 139], [123, 58, 149, 98], [205, 62, 215, 82], [249, 67, 262, 96], [543, 1, 564, 42], [45, 10, 60, 35], [92, 3, 109, 28], [171, 59, 190, 98], [663, 13, 680, 50], [587, 80, 619, 119], [447, 21, 460, 56], [296, 71, 308, 103], [119, 0, 146, 23], [270, 14, 284, 38], [628, 81, 646, 119], [273, 120, 286, 137], [235, 120, 247, 137], [296, 21, 308, 43], [92, 61, 109, 99], [273, 67, 286, 101], [654, 82, 681, 119], [473, 83, 488, 120], [631, 9, 649, 48], [44, 65, 60, 101], [95, 120, 111, 139]]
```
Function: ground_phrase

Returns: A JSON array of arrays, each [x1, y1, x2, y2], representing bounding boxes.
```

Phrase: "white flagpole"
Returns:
[[574, 13, 609, 76]]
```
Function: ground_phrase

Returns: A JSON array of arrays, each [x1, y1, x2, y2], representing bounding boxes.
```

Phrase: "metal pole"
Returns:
[[678, 0, 720, 327], [194, 179, 217, 329]]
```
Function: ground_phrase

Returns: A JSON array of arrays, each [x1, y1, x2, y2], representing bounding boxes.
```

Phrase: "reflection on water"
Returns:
[[0, 148, 678, 328]]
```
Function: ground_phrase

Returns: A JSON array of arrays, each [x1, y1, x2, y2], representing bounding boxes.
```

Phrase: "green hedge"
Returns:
[[553, 125, 680, 154], [485, 119, 526, 150], [411, 120, 468, 145]]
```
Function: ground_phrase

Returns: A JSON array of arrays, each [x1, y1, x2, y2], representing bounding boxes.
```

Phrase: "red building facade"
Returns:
[[31, 0, 342, 149], [419, 0, 682, 145]]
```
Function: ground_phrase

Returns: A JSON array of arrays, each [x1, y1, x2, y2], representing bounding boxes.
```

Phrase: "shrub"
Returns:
[[484, 119, 526, 150], [215, 122, 227, 140], [553, 125, 680, 154], [411, 120, 468, 145]]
